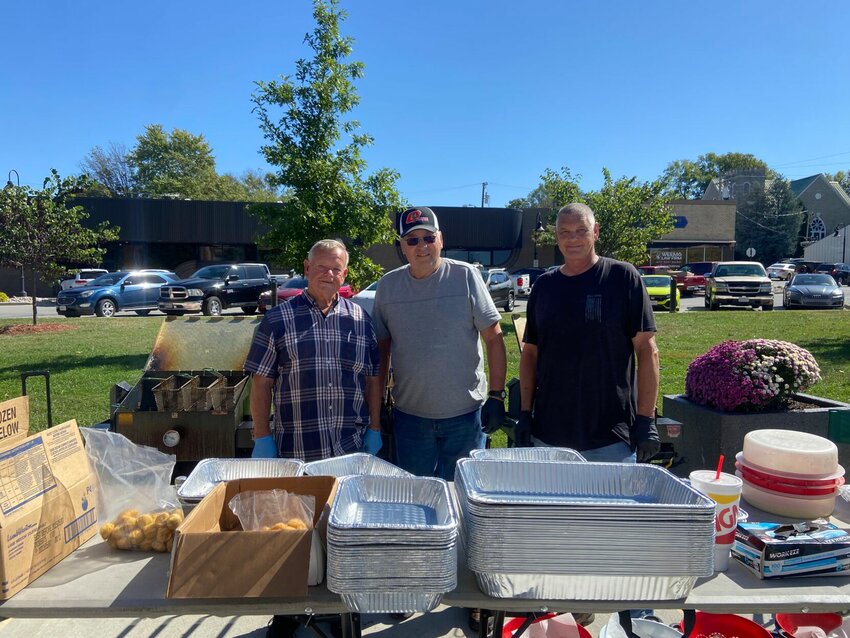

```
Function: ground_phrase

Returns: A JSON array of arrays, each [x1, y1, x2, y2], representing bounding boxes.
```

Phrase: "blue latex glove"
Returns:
[[363, 428, 383, 455], [252, 434, 278, 458]]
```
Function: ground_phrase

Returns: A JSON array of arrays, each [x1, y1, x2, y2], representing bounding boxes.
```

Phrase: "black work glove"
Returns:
[[481, 397, 506, 435], [633, 414, 660, 462], [514, 410, 533, 447]]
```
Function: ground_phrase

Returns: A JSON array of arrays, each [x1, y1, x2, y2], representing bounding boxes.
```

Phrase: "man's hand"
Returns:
[[363, 428, 383, 455], [481, 397, 506, 434], [252, 434, 278, 459], [514, 411, 533, 447], [634, 414, 660, 462]]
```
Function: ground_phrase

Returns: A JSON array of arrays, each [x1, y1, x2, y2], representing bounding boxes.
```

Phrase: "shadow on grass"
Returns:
[[0, 353, 149, 376], [795, 335, 850, 367]]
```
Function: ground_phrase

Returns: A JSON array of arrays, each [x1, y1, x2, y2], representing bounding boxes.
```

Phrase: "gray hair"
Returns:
[[308, 239, 349, 266], [557, 203, 596, 226]]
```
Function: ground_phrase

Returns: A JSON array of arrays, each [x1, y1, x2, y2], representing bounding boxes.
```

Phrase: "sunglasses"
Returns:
[[403, 235, 438, 246]]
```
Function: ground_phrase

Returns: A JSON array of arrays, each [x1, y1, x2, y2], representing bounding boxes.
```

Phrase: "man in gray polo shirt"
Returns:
[[372, 206, 507, 480]]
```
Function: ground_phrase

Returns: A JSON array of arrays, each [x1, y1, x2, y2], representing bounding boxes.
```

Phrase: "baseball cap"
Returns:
[[398, 207, 440, 236]]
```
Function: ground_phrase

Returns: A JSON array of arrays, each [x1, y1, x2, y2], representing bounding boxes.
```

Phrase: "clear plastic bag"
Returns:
[[81, 428, 181, 551], [228, 489, 315, 531]]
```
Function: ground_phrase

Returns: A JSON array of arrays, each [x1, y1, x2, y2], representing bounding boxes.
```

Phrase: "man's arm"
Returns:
[[480, 321, 506, 392], [249, 374, 275, 438], [365, 374, 382, 431], [519, 342, 538, 411], [632, 331, 660, 417]]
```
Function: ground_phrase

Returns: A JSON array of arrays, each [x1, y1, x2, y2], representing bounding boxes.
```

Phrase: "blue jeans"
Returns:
[[532, 437, 636, 463], [393, 408, 482, 480]]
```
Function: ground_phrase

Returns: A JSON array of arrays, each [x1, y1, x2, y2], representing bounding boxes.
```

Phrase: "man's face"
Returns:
[[556, 213, 599, 262], [304, 248, 347, 299], [399, 229, 443, 272]]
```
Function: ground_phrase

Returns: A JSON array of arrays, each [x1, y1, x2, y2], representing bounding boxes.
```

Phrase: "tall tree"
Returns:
[[661, 152, 775, 199], [249, 0, 404, 287], [734, 178, 802, 265], [79, 142, 136, 197], [0, 171, 119, 325], [826, 170, 850, 198], [532, 167, 673, 264]]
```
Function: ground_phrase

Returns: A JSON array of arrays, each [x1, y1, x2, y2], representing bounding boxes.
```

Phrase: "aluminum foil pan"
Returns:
[[339, 592, 444, 614], [470, 447, 586, 462], [304, 453, 412, 478], [473, 571, 698, 601], [455, 459, 714, 510], [177, 458, 305, 501], [330, 475, 458, 531]]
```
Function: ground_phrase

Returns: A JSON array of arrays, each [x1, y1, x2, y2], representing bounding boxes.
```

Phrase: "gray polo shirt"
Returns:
[[372, 259, 501, 419]]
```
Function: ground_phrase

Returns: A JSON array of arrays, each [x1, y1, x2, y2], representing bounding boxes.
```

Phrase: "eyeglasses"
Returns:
[[403, 235, 438, 247]]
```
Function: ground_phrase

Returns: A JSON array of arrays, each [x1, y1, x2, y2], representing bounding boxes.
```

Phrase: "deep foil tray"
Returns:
[[470, 447, 586, 462], [455, 459, 714, 509], [177, 457, 305, 501], [339, 592, 444, 614], [304, 453, 412, 478], [330, 475, 458, 531]]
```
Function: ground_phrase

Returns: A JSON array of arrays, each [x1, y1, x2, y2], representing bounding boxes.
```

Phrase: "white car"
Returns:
[[351, 280, 378, 316], [510, 272, 532, 297], [767, 263, 796, 281], [59, 268, 109, 291]]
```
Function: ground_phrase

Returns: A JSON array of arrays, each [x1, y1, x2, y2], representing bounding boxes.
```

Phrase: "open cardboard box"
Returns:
[[166, 475, 337, 598], [0, 396, 99, 600]]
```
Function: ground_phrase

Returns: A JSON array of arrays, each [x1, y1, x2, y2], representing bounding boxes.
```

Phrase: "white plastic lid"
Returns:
[[743, 429, 838, 475]]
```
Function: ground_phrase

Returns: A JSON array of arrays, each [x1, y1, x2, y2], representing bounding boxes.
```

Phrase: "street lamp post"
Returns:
[[532, 212, 545, 267], [6, 170, 27, 297]]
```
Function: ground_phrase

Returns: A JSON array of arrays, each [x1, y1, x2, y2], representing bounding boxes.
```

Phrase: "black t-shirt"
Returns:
[[524, 258, 656, 450]]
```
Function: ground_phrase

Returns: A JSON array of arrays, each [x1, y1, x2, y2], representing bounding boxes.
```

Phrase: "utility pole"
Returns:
[[481, 182, 488, 208]]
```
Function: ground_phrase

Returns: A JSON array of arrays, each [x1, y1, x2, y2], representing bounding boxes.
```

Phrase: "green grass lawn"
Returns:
[[2, 310, 849, 434]]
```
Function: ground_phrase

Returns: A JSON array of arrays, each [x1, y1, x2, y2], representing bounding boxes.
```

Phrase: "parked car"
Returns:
[[641, 275, 680, 311], [705, 261, 773, 311], [257, 276, 354, 312], [812, 263, 850, 285], [350, 280, 378, 316], [784, 273, 845, 309], [159, 263, 271, 316], [477, 267, 514, 311], [509, 267, 546, 296], [56, 271, 179, 317], [636, 265, 672, 276], [767, 263, 796, 281], [673, 262, 717, 295], [58, 268, 109, 292]]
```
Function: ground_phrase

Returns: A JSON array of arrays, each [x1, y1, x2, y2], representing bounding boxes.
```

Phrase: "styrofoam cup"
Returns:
[[689, 470, 743, 571]]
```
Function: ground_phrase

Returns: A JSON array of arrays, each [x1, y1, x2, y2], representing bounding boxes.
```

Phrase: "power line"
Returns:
[[773, 151, 850, 168], [403, 182, 482, 194]]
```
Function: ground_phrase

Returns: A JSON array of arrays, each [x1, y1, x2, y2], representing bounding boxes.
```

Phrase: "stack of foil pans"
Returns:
[[470, 446, 586, 462], [303, 452, 411, 478], [177, 458, 305, 504], [455, 458, 716, 601], [326, 475, 458, 613]]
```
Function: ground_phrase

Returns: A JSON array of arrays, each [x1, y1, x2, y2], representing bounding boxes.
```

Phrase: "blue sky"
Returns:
[[3, 1, 850, 207]]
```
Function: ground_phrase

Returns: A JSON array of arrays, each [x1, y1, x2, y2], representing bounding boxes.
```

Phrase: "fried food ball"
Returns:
[[128, 529, 144, 546], [287, 518, 308, 530], [99, 522, 116, 541], [151, 540, 166, 552], [166, 512, 183, 530]]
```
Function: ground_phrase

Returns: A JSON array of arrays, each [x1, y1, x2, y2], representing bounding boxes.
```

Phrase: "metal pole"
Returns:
[[20, 266, 27, 297], [481, 182, 487, 208]]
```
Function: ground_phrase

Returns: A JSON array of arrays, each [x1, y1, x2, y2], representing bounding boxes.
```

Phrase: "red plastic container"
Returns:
[[775, 613, 842, 636], [737, 467, 844, 496], [679, 612, 772, 638], [502, 614, 592, 638]]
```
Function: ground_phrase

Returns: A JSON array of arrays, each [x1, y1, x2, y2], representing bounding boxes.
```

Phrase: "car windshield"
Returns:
[[642, 276, 670, 287], [363, 281, 378, 291], [283, 277, 308, 289], [714, 265, 766, 277], [88, 273, 125, 286], [794, 275, 835, 286], [192, 265, 232, 279]]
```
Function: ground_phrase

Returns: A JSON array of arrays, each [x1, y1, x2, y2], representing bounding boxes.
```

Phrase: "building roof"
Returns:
[[790, 175, 821, 197]]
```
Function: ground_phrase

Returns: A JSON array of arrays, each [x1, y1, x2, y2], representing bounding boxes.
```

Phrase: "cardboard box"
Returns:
[[732, 521, 850, 579], [0, 396, 99, 600], [166, 475, 337, 598]]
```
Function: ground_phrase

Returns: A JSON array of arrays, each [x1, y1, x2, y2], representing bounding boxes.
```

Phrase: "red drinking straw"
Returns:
[[715, 455, 725, 481]]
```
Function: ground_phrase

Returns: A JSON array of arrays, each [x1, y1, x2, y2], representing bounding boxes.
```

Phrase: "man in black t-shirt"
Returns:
[[518, 203, 661, 462]]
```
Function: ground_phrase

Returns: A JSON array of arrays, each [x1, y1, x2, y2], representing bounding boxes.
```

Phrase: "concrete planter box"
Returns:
[[661, 393, 850, 478]]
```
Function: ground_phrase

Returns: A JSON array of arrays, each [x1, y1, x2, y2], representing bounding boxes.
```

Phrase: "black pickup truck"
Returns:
[[158, 263, 272, 316]]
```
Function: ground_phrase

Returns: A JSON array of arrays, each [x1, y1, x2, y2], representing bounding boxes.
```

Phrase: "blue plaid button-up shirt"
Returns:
[[244, 292, 380, 461]]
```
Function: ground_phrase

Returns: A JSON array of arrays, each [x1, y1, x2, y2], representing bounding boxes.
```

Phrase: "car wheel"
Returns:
[[95, 299, 117, 318], [763, 304, 774, 311], [708, 295, 719, 311], [504, 292, 515, 312], [134, 310, 152, 316], [202, 296, 223, 316], [242, 305, 258, 315]]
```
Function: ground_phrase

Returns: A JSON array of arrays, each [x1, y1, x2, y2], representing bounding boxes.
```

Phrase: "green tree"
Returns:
[[661, 152, 775, 199], [531, 167, 673, 264], [826, 171, 850, 198], [249, 0, 404, 288], [734, 178, 802, 265], [79, 142, 136, 197], [228, 169, 284, 202], [0, 171, 119, 325]]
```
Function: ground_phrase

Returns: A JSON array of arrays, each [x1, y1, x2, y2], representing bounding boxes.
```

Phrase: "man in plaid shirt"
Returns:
[[245, 239, 382, 462]]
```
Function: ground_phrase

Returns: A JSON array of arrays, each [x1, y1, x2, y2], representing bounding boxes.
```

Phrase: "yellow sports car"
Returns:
[[641, 275, 680, 311]]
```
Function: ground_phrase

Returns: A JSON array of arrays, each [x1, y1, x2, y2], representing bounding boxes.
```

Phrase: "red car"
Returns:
[[258, 276, 354, 312]]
